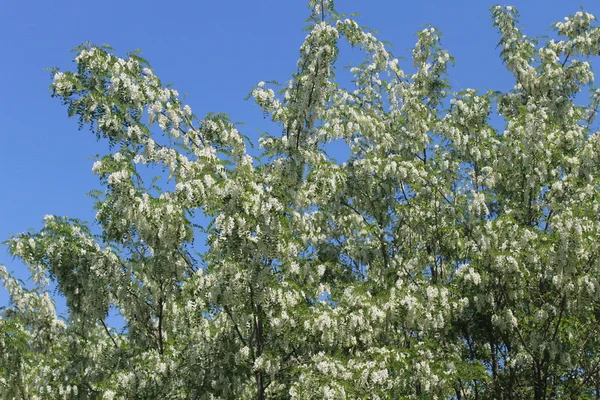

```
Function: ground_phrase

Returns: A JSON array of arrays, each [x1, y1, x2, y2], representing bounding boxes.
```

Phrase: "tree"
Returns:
[[3, 1, 600, 398]]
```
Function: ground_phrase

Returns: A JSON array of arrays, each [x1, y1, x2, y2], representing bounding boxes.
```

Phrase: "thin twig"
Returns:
[[99, 318, 119, 350]]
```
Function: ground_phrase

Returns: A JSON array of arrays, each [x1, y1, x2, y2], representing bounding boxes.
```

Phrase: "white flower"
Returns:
[[317, 264, 326, 277], [371, 368, 389, 385], [107, 170, 129, 185], [92, 160, 103, 173], [103, 390, 116, 400]]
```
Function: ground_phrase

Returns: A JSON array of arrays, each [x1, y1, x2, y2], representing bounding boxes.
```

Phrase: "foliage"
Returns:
[[3, 1, 600, 398]]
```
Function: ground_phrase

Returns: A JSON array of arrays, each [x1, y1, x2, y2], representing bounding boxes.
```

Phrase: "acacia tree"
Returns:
[[3, 1, 600, 398]]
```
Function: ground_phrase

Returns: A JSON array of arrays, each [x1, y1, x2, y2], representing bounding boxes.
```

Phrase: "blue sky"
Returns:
[[1, 0, 599, 312]]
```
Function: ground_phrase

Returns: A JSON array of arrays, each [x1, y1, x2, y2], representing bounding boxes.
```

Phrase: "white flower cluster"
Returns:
[[5, 4, 600, 398]]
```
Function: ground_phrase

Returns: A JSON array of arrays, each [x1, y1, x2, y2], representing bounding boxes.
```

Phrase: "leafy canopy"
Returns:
[[3, 1, 600, 399]]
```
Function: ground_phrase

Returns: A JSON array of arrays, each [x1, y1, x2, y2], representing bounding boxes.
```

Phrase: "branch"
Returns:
[[177, 247, 197, 274], [561, 49, 572, 68], [99, 318, 119, 350], [223, 304, 249, 348], [157, 294, 164, 355]]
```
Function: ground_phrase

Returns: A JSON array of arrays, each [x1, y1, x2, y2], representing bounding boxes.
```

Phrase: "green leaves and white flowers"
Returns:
[[3, 3, 600, 399]]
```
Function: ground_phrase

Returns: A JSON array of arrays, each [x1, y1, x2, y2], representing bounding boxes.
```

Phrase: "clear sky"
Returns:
[[1, 0, 599, 312]]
